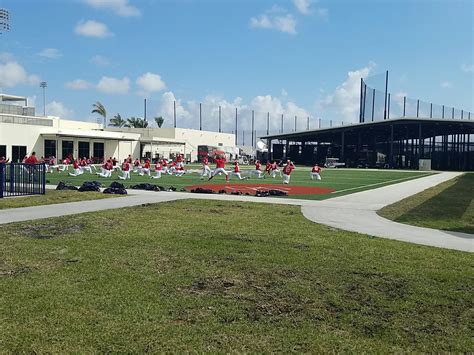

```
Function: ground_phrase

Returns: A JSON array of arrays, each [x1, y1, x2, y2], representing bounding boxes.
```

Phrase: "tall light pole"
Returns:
[[40, 82, 47, 116]]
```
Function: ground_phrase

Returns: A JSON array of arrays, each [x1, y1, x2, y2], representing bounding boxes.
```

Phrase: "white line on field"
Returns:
[[332, 175, 422, 194]]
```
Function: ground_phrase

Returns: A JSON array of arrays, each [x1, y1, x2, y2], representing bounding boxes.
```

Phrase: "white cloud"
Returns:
[[461, 63, 474, 73], [318, 63, 375, 122], [136, 72, 166, 96], [97, 76, 130, 94], [293, 0, 312, 15], [65, 79, 92, 90], [46, 101, 74, 118], [250, 13, 297, 34], [0, 61, 41, 88], [90, 55, 110, 66], [37, 48, 62, 59], [75, 20, 113, 38], [441, 81, 453, 89], [84, 0, 140, 17], [0, 52, 15, 62]]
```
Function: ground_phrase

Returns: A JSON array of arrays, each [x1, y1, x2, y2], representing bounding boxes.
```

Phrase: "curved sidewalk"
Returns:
[[0, 172, 471, 252]]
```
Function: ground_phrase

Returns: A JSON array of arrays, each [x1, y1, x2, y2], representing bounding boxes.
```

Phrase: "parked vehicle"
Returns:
[[324, 158, 345, 168]]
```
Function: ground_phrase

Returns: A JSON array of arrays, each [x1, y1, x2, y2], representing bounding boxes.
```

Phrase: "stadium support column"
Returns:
[[389, 124, 394, 167], [418, 123, 423, 160], [341, 131, 345, 162]]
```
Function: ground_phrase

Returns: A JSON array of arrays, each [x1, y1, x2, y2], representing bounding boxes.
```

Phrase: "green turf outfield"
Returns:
[[46, 165, 433, 200]]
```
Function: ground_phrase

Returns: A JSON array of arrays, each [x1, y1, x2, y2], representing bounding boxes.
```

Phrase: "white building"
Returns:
[[0, 93, 236, 163]]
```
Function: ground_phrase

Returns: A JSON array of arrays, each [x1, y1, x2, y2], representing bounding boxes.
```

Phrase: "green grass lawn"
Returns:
[[0, 200, 471, 352], [378, 173, 474, 234], [0, 190, 119, 210], [45, 166, 432, 200]]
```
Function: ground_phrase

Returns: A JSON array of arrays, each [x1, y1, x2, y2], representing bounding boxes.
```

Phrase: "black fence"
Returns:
[[0, 163, 46, 198], [360, 72, 472, 123]]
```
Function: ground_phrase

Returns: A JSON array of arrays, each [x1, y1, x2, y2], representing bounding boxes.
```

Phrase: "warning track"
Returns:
[[185, 183, 335, 195]]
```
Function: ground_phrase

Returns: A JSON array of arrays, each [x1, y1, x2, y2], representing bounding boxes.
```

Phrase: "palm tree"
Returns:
[[91, 101, 107, 127], [125, 117, 148, 128], [154, 116, 164, 128], [109, 113, 126, 127]]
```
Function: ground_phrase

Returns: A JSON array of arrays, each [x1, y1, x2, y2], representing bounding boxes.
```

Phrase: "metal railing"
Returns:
[[0, 163, 46, 198]]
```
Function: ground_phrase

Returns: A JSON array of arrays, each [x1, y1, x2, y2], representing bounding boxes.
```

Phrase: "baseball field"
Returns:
[[45, 165, 432, 200]]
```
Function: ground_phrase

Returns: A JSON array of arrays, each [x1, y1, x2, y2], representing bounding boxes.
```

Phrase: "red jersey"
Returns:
[[234, 164, 240, 173], [283, 163, 295, 175], [202, 157, 209, 165], [265, 162, 271, 172], [122, 162, 130, 171], [176, 155, 183, 162], [162, 160, 168, 167], [177, 166, 184, 171], [171, 161, 176, 167], [312, 166, 321, 173], [215, 158, 226, 169], [73, 161, 79, 169], [155, 163, 162, 171], [134, 160, 141, 166], [255, 162, 261, 170], [271, 162, 278, 170], [25, 155, 38, 164], [144, 161, 151, 169]]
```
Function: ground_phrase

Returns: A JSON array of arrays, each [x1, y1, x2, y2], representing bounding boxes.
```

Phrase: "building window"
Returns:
[[78, 141, 90, 159], [44, 140, 56, 158], [62, 140, 74, 160], [0, 145, 6, 158], [12, 145, 27, 163], [93, 142, 104, 163]]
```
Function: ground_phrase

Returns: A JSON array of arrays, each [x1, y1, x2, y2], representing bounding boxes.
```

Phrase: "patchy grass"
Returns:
[[0, 200, 471, 352], [0, 190, 119, 210], [378, 173, 474, 234], [46, 167, 431, 200]]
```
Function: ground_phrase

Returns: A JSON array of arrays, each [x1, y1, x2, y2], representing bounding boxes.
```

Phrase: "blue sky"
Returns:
[[0, 0, 472, 132]]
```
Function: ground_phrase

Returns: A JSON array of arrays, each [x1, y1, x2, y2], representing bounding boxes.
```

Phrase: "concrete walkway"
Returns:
[[0, 172, 472, 252]]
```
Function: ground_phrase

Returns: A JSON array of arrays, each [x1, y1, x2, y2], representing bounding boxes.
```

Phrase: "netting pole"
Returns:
[[294, 115, 297, 131], [359, 78, 364, 123], [383, 70, 389, 120], [307, 116, 310, 130], [199, 103, 202, 130], [235, 108, 238, 145], [218, 106, 222, 133], [430, 103, 433, 118], [387, 93, 391, 119], [251, 110, 255, 148], [173, 100, 177, 128], [416, 99, 420, 118], [266, 112, 270, 135], [403, 96, 406, 117], [371, 89, 375, 121], [281, 114, 284, 133]]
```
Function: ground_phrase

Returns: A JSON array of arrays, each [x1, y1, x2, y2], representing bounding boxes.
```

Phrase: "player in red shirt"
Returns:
[[282, 160, 295, 184], [230, 161, 247, 180], [174, 165, 186, 177], [68, 159, 84, 176], [270, 160, 282, 178], [176, 153, 184, 168], [58, 157, 70, 172], [208, 154, 229, 182], [161, 159, 169, 175], [97, 159, 113, 178], [200, 155, 211, 179], [151, 160, 163, 179], [0, 156, 10, 164], [139, 159, 151, 176], [24, 152, 38, 165], [119, 159, 131, 180], [249, 160, 264, 179], [265, 161, 272, 175], [311, 164, 322, 181], [133, 159, 142, 173]]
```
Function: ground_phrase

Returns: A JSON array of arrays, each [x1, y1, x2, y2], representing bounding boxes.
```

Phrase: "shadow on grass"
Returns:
[[396, 174, 474, 233]]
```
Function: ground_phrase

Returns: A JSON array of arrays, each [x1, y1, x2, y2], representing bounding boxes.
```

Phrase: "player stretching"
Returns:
[[230, 161, 247, 180], [282, 160, 295, 184], [200, 156, 212, 179], [139, 159, 151, 176], [270, 160, 282, 178], [151, 160, 162, 179], [265, 161, 272, 176], [249, 160, 264, 179], [118, 159, 131, 180], [97, 159, 113, 178], [311, 163, 322, 180], [208, 154, 229, 182], [69, 159, 84, 176]]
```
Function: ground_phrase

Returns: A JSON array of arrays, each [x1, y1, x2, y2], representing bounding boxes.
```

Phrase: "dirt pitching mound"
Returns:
[[185, 183, 335, 196]]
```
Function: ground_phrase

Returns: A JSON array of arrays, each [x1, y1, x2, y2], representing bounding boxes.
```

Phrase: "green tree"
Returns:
[[125, 117, 149, 128], [91, 101, 107, 127], [109, 113, 126, 127], [154, 116, 164, 128]]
